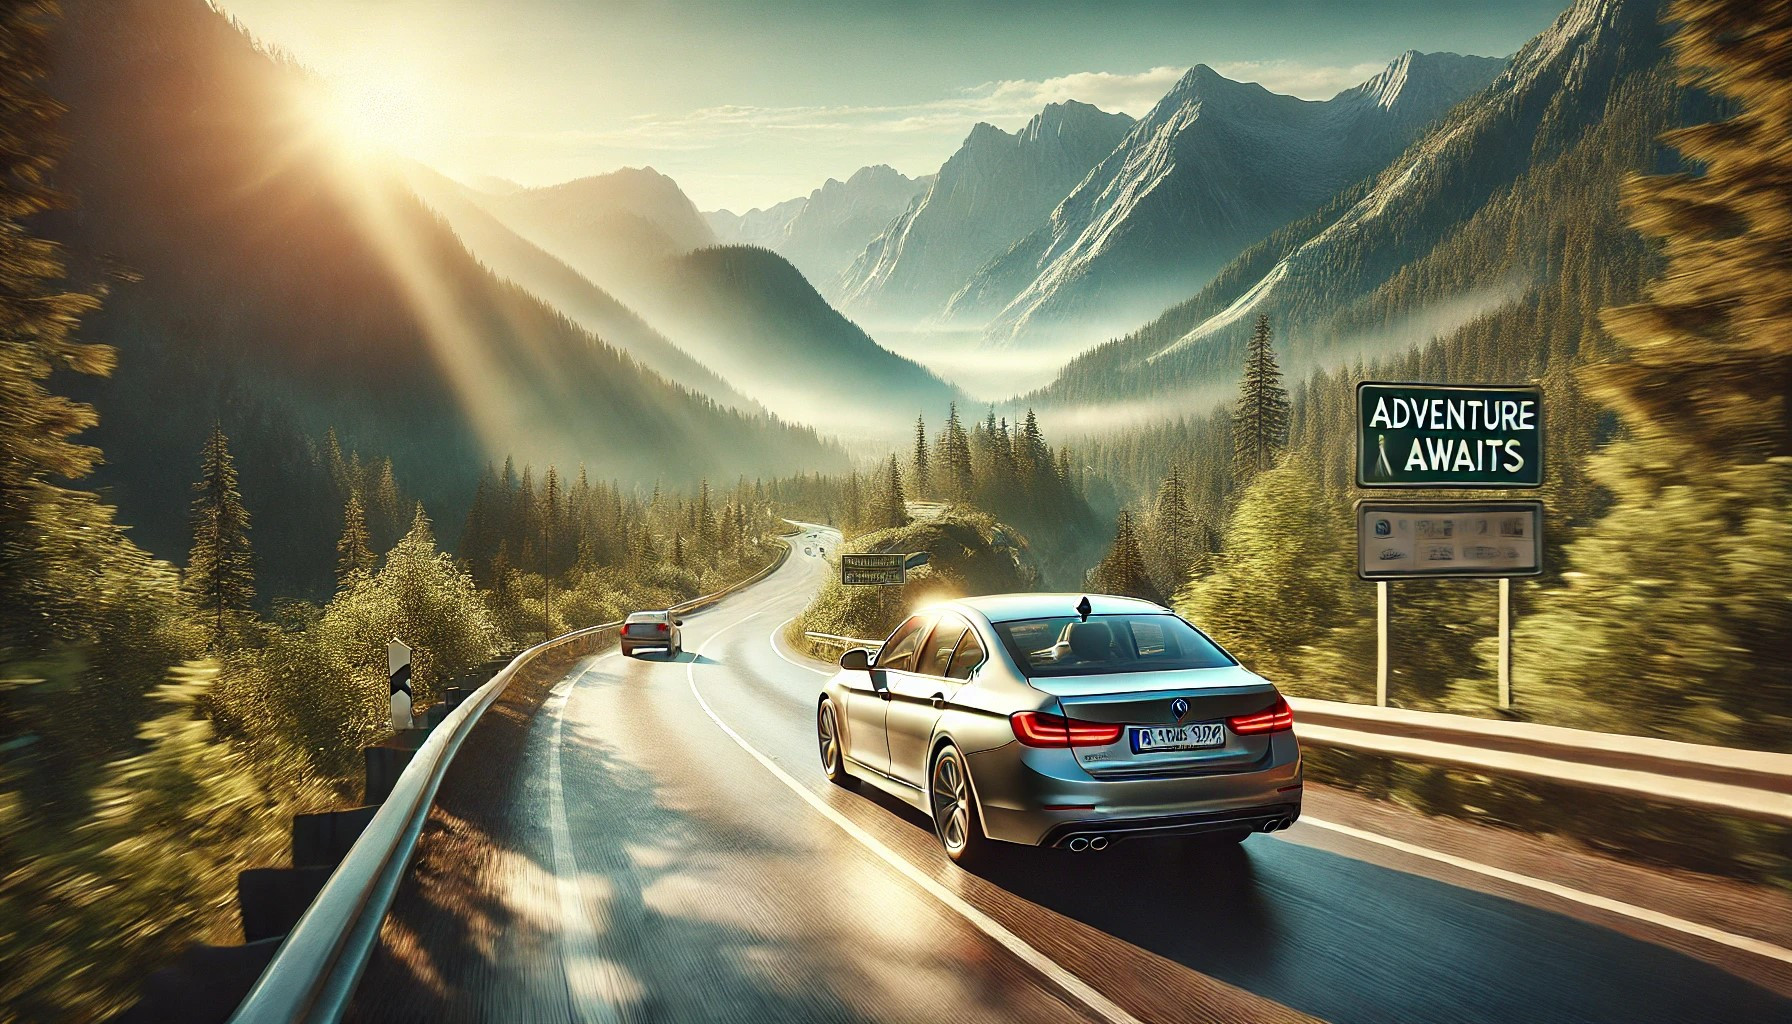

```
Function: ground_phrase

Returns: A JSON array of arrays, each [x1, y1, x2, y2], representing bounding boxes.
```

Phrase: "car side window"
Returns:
[[946, 629, 985, 681], [875, 615, 932, 673], [918, 617, 968, 677]]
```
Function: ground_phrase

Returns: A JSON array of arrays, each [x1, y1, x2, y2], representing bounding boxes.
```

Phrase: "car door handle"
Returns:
[[930, 694, 946, 709]]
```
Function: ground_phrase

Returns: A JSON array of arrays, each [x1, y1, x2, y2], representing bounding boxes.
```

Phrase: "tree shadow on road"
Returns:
[[348, 657, 903, 1024]]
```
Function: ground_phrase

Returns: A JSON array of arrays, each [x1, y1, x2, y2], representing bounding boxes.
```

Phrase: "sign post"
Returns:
[[841, 552, 909, 586], [1376, 581, 1389, 708], [1498, 578, 1512, 710], [388, 638, 413, 732], [1355, 381, 1544, 711]]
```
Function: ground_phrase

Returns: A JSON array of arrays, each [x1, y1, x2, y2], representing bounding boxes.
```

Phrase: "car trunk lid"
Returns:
[[1032, 667, 1284, 776]]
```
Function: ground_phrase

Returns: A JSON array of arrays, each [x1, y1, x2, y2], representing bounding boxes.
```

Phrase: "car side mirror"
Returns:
[[674, 618, 685, 626], [840, 648, 871, 671]]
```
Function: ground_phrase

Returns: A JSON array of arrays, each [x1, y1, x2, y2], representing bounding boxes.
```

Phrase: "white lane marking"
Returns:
[[769, 614, 833, 677], [688, 610, 1145, 1024], [547, 654, 628, 1022], [1297, 817, 1792, 966]]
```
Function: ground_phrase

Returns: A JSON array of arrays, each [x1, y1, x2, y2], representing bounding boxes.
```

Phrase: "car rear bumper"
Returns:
[[966, 732, 1303, 846], [1040, 803, 1300, 847]]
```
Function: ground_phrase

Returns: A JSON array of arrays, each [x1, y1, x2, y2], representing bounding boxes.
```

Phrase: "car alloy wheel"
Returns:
[[818, 700, 856, 789], [929, 744, 993, 868]]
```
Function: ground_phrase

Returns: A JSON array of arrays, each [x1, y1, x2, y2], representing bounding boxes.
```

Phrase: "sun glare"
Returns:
[[309, 66, 438, 159]]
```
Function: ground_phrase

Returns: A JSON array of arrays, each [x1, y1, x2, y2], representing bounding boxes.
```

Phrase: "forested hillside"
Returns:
[[402, 164, 755, 411], [43, 0, 840, 597], [630, 246, 967, 440], [1034, 0, 1687, 409], [1060, 0, 1790, 755]]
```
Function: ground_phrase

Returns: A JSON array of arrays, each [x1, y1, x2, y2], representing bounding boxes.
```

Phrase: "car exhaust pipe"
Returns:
[[1088, 836, 1109, 851], [1067, 837, 1090, 852]]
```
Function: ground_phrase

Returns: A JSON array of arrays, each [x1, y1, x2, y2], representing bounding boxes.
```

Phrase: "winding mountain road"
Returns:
[[349, 530, 1792, 1024]]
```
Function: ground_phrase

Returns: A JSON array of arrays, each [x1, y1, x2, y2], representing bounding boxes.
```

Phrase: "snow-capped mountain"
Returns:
[[836, 100, 1135, 324], [706, 165, 931, 294], [959, 51, 1504, 348], [1031, 0, 1673, 409]]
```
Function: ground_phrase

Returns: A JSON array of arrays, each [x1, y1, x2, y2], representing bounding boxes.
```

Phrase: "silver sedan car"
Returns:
[[815, 593, 1301, 867], [621, 610, 683, 657]]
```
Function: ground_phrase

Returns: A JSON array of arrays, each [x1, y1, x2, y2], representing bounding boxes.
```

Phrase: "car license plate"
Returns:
[[1130, 723, 1225, 752]]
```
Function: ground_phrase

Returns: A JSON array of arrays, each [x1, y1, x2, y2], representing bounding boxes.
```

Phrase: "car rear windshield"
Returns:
[[991, 614, 1236, 677], [626, 612, 667, 623]]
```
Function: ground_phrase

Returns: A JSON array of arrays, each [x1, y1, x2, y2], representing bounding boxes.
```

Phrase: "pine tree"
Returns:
[[912, 414, 930, 498], [695, 478, 716, 550], [878, 454, 908, 529], [1018, 409, 1053, 494], [187, 423, 255, 645], [1232, 313, 1290, 486], [843, 470, 862, 532], [1087, 510, 1164, 605], [1511, 0, 1792, 745], [335, 489, 374, 587], [941, 402, 973, 500], [371, 458, 402, 547], [542, 466, 562, 576], [1144, 466, 1195, 597], [322, 427, 346, 494], [1589, 0, 1792, 462], [0, 2, 112, 639]]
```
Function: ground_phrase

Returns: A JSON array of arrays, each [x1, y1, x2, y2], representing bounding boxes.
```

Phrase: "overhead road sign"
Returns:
[[842, 552, 907, 586], [1356, 500, 1543, 580], [1357, 382, 1543, 488]]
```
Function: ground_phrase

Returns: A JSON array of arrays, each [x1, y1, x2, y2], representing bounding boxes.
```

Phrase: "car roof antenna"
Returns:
[[1076, 596, 1092, 622]]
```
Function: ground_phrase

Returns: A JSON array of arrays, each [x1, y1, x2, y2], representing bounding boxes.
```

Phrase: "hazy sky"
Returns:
[[221, 0, 1570, 211]]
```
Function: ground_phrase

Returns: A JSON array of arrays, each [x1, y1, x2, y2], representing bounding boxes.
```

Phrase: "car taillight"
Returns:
[[1010, 711, 1124, 748], [657, 622, 669, 633], [1228, 695, 1294, 735]]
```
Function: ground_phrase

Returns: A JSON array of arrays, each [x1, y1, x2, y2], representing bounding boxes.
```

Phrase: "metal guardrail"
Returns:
[[230, 539, 794, 1024], [1289, 696, 1792, 825], [802, 631, 882, 650]]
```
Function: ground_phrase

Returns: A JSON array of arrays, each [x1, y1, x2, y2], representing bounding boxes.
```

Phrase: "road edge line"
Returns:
[[548, 653, 628, 1023], [1297, 817, 1792, 966], [688, 611, 1143, 1024]]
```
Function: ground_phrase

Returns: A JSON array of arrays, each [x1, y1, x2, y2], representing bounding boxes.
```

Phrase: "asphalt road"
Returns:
[[352, 529, 1792, 1024]]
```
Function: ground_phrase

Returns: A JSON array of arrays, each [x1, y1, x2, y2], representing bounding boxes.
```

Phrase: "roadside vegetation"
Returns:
[[786, 510, 1036, 657], [0, 12, 787, 1015]]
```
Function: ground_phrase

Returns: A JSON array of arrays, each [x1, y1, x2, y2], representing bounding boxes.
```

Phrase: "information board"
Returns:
[[841, 552, 906, 586], [1357, 382, 1543, 488], [1356, 500, 1543, 579]]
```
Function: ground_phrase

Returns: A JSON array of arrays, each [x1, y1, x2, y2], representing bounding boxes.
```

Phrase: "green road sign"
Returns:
[[842, 552, 906, 586], [1357, 382, 1543, 488], [1356, 500, 1543, 579]]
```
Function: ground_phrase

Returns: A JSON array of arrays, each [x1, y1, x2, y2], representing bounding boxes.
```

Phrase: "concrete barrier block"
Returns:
[[106, 936, 283, 1024], [364, 744, 415, 804], [290, 804, 378, 868], [236, 866, 332, 943]]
